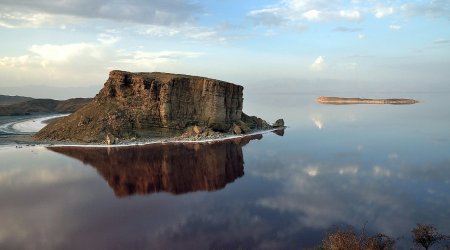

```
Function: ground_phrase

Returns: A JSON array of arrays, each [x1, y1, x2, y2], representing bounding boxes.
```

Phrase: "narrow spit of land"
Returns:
[[316, 96, 419, 105]]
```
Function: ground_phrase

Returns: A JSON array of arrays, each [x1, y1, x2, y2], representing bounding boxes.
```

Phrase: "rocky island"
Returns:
[[35, 70, 283, 144], [316, 96, 418, 105]]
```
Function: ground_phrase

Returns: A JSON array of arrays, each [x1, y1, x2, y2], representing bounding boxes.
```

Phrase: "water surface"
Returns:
[[0, 93, 449, 249]]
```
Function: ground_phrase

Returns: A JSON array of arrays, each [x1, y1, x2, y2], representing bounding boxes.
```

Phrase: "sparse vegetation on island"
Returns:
[[314, 224, 449, 250]]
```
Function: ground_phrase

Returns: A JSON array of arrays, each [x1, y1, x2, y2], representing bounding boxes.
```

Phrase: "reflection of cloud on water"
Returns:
[[304, 165, 319, 177], [388, 153, 399, 160], [339, 165, 359, 175], [247, 152, 450, 238], [0, 148, 91, 188], [311, 116, 323, 129], [373, 165, 391, 177]]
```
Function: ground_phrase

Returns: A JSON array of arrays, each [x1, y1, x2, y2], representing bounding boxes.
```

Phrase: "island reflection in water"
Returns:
[[48, 134, 266, 197]]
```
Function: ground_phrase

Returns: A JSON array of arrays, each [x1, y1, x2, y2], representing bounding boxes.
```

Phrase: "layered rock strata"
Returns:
[[35, 71, 276, 143]]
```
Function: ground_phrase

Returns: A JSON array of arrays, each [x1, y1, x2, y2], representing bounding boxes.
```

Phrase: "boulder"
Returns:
[[273, 118, 284, 128], [232, 124, 242, 135]]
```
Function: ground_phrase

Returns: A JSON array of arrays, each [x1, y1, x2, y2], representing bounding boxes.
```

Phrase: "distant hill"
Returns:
[[0, 96, 92, 116], [0, 95, 33, 106]]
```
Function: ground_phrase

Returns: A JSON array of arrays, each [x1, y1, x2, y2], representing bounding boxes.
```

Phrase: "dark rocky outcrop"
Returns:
[[35, 71, 277, 143], [48, 135, 262, 197], [273, 118, 284, 128]]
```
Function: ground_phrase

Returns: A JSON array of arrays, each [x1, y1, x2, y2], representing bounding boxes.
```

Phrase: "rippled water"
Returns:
[[0, 93, 449, 249]]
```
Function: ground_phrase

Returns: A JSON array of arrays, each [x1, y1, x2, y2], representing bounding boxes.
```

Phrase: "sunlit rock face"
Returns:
[[35, 70, 244, 142], [48, 135, 262, 197]]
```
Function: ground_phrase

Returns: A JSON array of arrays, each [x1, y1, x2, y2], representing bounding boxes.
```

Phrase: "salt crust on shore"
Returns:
[[0, 114, 69, 134]]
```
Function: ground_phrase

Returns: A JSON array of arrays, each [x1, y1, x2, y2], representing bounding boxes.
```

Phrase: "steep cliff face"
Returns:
[[97, 71, 243, 130], [48, 135, 261, 196], [35, 71, 247, 142]]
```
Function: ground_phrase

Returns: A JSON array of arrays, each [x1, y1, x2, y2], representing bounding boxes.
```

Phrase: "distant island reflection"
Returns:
[[48, 132, 281, 197]]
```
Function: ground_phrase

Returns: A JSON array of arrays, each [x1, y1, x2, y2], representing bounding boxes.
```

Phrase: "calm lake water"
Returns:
[[0, 93, 449, 249]]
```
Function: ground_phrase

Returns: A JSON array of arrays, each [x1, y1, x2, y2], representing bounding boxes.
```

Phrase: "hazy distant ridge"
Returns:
[[0, 95, 92, 115], [0, 95, 33, 106]]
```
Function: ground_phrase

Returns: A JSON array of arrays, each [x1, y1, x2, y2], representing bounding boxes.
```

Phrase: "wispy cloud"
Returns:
[[434, 38, 450, 44], [333, 26, 362, 32], [400, 1, 450, 18], [374, 6, 394, 18], [0, 0, 202, 28], [310, 56, 325, 72], [389, 24, 401, 31], [0, 40, 202, 86], [138, 25, 227, 43], [247, 0, 362, 29]]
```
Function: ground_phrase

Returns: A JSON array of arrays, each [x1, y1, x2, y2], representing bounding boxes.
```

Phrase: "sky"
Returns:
[[0, 0, 449, 98]]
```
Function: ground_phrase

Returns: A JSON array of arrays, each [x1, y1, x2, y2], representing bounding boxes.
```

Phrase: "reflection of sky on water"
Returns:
[[0, 93, 449, 249]]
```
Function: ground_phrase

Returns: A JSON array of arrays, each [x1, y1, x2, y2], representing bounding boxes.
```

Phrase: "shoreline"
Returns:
[[1, 114, 285, 149], [45, 128, 283, 148], [2, 128, 285, 149]]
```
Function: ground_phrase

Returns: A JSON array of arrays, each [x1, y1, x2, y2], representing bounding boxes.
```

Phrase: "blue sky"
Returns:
[[0, 0, 449, 98]]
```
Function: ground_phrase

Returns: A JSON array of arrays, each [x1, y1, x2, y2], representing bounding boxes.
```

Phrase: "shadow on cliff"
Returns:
[[48, 134, 264, 197]]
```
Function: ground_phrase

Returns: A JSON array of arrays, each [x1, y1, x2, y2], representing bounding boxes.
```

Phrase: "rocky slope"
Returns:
[[48, 135, 261, 196], [0, 97, 92, 115], [35, 71, 280, 143], [316, 96, 418, 105]]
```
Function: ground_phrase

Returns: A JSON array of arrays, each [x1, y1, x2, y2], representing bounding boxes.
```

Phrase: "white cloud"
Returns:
[[339, 10, 361, 21], [310, 56, 324, 71], [0, 55, 40, 68], [142, 25, 181, 37], [116, 50, 202, 70], [334, 26, 362, 33], [0, 0, 201, 28], [302, 10, 321, 21], [358, 33, 365, 39], [139, 25, 227, 43], [29, 43, 103, 63], [0, 41, 202, 87], [389, 24, 401, 31], [248, 0, 363, 28], [374, 6, 394, 18], [0, 10, 79, 28], [247, 8, 285, 26], [97, 33, 120, 45]]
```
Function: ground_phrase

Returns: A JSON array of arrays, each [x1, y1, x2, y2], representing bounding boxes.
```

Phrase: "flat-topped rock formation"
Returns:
[[35, 71, 281, 143], [316, 96, 419, 105]]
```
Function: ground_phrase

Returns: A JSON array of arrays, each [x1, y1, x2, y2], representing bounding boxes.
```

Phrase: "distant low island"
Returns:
[[316, 96, 419, 105], [34, 70, 284, 144]]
